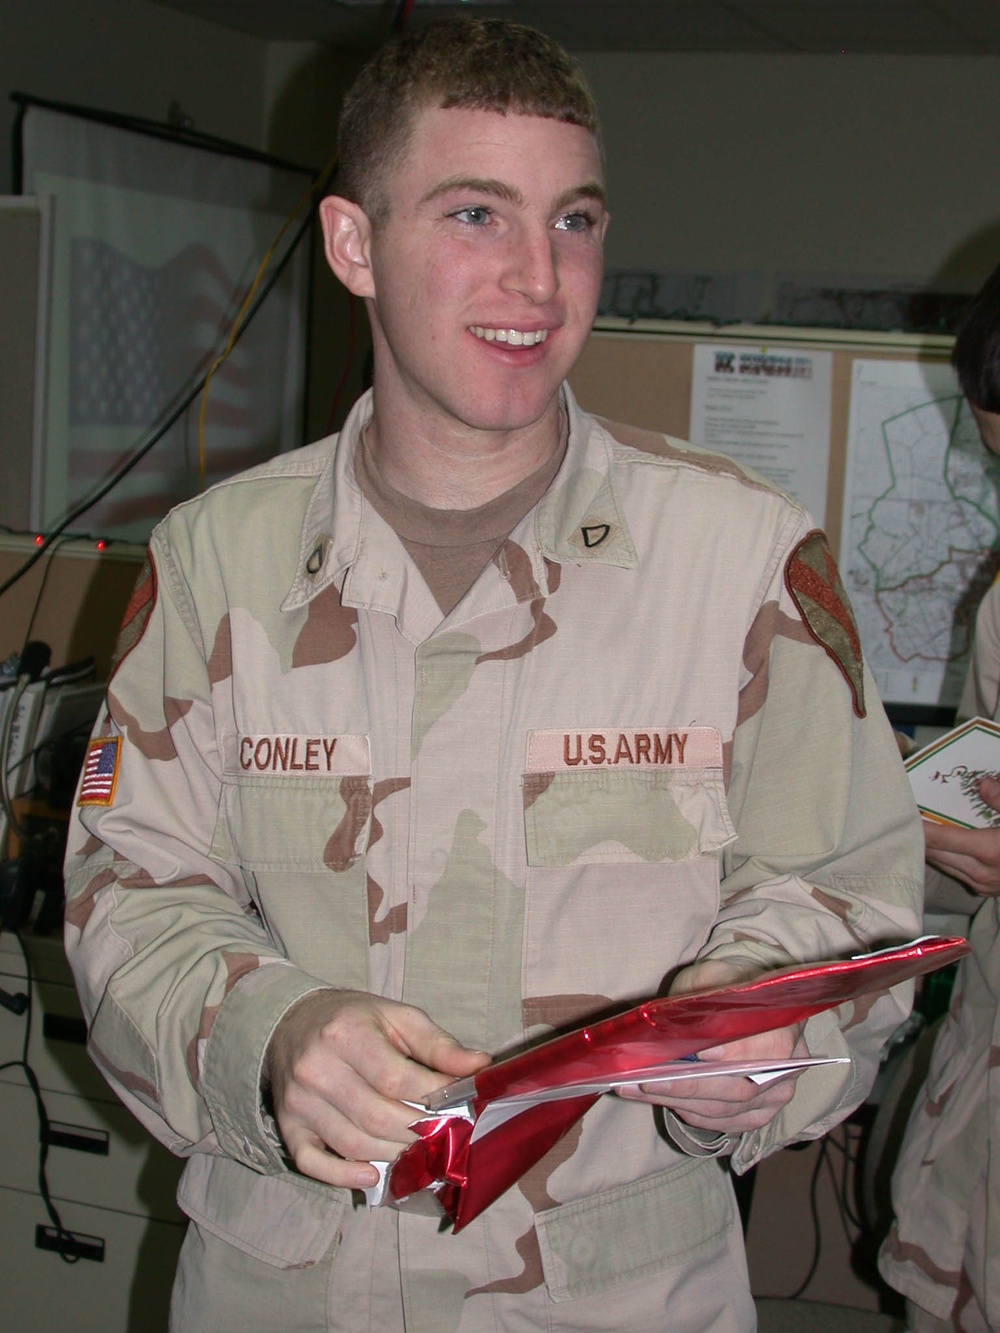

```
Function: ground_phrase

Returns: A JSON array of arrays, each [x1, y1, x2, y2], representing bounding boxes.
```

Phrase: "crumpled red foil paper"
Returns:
[[383, 936, 969, 1231]]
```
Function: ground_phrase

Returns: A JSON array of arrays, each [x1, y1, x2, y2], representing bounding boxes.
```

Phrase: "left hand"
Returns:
[[923, 774, 1000, 897], [617, 959, 807, 1135]]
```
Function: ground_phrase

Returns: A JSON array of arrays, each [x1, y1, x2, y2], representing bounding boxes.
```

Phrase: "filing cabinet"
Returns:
[[0, 928, 185, 1332]]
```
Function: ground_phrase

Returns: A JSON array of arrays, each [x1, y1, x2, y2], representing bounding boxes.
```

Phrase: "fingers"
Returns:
[[617, 1022, 808, 1135], [924, 817, 1000, 895], [267, 989, 490, 1187], [619, 1066, 801, 1134], [381, 1005, 491, 1083], [277, 1068, 414, 1189], [977, 774, 1000, 812]]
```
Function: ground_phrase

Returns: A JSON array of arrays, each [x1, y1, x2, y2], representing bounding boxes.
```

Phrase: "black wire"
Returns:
[[18, 534, 75, 654], [391, 0, 415, 35], [0, 928, 79, 1260], [825, 1121, 863, 1231], [11, 92, 314, 179], [821, 1127, 858, 1248], [786, 1138, 827, 1299], [0, 154, 334, 604]]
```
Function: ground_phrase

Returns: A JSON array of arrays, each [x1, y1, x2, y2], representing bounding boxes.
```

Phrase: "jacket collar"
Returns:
[[281, 384, 638, 617]]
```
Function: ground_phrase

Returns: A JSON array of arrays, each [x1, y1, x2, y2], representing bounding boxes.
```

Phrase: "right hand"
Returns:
[[265, 989, 490, 1190]]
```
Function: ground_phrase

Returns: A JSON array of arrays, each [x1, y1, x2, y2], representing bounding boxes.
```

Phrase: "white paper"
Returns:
[[466, 1055, 849, 1140], [689, 343, 833, 523]]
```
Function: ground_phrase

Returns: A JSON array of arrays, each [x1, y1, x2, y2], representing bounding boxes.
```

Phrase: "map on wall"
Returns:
[[841, 359, 1000, 715]]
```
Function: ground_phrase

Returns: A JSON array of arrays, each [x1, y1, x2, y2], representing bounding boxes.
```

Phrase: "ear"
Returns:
[[319, 195, 375, 299]]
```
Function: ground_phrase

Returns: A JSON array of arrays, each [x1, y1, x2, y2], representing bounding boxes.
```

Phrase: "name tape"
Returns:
[[228, 733, 371, 776], [526, 727, 722, 773]]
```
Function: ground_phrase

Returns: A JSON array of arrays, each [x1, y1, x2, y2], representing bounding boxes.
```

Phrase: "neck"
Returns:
[[362, 393, 566, 511]]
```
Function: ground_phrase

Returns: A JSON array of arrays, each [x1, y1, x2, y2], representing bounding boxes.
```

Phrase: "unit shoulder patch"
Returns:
[[112, 557, 156, 678], [785, 530, 866, 718]]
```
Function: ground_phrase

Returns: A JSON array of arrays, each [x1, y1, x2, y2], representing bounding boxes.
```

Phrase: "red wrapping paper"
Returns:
[[384, 936, 969, 1231]]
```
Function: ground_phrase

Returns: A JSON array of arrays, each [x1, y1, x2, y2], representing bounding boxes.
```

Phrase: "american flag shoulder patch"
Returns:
[[78, 737, 122, 806]]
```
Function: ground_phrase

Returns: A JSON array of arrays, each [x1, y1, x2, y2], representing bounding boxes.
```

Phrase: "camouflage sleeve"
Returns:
[[702, 527, 925, 1170], [63, 540, 328, 1171]]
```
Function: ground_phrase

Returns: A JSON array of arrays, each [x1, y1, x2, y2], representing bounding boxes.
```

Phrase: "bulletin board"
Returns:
[[569, 318, 996, 721], [568, 318, 954, 558]]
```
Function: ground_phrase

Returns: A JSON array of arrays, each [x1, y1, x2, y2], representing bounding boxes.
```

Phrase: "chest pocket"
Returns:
[[211, 731, 372, 872], [522, 726, 736, 867]]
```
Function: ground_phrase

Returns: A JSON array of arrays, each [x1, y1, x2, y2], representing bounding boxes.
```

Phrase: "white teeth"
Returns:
[[470, 326, 549, 346]]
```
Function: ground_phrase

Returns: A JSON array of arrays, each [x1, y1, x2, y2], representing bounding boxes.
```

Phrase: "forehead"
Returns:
[[387, 104, 604, 207]]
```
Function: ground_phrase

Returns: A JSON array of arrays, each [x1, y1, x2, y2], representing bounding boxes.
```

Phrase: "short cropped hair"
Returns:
[[335, 17, 600, 226], [952, 262, 1000, 412]]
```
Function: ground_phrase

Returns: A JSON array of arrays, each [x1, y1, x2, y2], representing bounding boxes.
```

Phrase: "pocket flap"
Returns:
[[178, 1153, 346, 1268], [535, 1159, 734, 1301]]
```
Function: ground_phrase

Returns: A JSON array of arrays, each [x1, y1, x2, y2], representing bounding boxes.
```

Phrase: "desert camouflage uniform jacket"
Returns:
[[879, 578, 1000, 1331], [64, 386, 923, 1331]]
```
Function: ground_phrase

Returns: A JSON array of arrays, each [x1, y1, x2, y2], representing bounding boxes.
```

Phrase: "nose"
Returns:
[[500, 222, 559, 305]]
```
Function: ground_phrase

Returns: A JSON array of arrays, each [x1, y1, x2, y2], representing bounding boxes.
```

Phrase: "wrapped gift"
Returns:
[[374, 936, 969, 1231]]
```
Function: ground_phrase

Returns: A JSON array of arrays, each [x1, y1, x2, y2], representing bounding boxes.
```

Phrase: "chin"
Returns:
[[458, 388, 563, 434]]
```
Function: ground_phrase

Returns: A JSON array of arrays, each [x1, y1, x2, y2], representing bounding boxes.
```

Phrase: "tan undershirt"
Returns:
[[353, 434, 565, 617]]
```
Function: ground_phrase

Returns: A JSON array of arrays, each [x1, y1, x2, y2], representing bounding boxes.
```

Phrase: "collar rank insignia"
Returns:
[[580, 523, 611, 548], [786, 530, 866, 718]]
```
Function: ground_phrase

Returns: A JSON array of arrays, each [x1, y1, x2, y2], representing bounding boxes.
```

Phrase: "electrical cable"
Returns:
[[754, 1123, 877, 1305], [1, 675, 35, 843], [0, 148, 334, 605], [821, 1127, 859, 1248], [5, 0, 417, 604], [1, 642, 51, 845], [196, 148, 338, 489], [825, 1119, 864, 1231], [786, 1139, 827, 1299], [392, 0, 416, 34], [18, 535, 74, 652], [0, 928, 80, 1261]]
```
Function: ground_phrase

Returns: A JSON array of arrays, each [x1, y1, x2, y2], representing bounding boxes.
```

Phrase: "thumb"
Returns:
[[389, 1008, 490, 1076], [977, 773, 1000, 812]]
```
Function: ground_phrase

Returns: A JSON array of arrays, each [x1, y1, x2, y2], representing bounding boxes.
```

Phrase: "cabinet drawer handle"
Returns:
[[35, 1225, 105, 1262], [46, 1121, 110, 1156], [42, 1013, 87, 1045]]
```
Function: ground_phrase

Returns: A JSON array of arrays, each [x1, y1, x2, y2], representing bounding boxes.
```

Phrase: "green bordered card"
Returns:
[[905, 716, 1000, 828]]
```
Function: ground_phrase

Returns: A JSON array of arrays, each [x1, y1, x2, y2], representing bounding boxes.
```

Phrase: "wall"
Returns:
[[0, 0, 270, 194], [0, 2, 365, 464], [263, 40, 372, 440], [576, 52, 1000, 295]]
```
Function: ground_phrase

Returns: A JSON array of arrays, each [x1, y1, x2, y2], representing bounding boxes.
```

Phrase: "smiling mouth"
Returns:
[[469, 326, 549, 346]]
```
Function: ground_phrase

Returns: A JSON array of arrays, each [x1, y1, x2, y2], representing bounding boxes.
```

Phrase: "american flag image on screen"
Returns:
[[78, 737, 121, 806]]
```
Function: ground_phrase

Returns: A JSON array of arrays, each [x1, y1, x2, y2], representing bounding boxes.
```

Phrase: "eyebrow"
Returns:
[[421, 176, 607, 212]]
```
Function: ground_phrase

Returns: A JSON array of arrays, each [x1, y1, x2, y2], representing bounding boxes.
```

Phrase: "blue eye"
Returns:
[[555, 212, 593, 233], [452, 206, 492, 226]]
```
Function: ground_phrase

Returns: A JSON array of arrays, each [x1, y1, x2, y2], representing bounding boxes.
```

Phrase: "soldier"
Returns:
[[64, 17, 923, 1332], [879, 262, 1000, 1333]]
